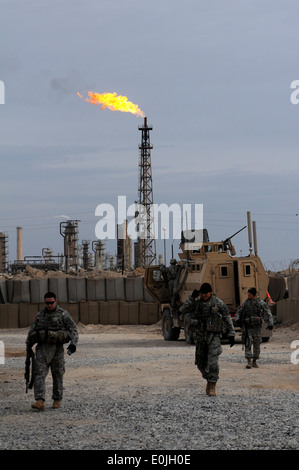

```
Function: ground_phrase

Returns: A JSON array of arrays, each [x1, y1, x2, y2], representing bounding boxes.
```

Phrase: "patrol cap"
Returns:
[[199, 283, 212, 294]]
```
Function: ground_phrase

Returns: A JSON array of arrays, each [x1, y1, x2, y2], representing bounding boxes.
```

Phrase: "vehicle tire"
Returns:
[[184, 315, 195, 345], [161, 309, 180, 341]]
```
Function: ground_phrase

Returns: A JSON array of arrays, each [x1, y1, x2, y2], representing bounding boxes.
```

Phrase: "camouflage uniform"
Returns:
[[26, 305, 78, 402], [180, 294, 235, 384], [235, 297, 273, 364], [160, 259, 181, 307]]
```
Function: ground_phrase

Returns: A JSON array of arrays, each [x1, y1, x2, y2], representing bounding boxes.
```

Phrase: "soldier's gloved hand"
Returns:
[[228, 336, 235, 348], [266, 325, 273, 330], [67, 344, 76, 355]]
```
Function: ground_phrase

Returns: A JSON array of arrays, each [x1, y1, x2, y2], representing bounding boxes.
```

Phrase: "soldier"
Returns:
[[180, 283, 235, 396], [235, 287, 273, 369], [160, 258, 180, 307], [26, 292, 78, 411]]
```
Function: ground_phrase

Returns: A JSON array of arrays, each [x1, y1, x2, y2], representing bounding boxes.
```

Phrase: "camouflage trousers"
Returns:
[[34, 344, 65, 401], [194, 333, 222, 383], [242, 326, 262, 360]]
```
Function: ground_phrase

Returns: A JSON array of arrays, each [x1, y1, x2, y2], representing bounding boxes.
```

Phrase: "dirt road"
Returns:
[[2, 321, 299, 396], [0, 322, 298, 451]]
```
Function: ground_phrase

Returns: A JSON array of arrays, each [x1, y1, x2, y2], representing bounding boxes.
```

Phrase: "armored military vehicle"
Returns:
[[144, 214, 272, 343]]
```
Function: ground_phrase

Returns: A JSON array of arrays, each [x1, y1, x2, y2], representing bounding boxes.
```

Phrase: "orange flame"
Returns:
[[77, 91, 145, 117]]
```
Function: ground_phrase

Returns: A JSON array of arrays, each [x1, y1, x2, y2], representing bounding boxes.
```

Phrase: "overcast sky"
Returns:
[[1, 0, 299, 271]]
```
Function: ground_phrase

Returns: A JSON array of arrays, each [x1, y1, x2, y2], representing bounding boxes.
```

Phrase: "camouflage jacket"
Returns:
[[235, 297, 273, 327], [179, 295, 197, 315], [26, 305, 79, 348], [180, 294, 235, 337], [160, 264, 180, 281]]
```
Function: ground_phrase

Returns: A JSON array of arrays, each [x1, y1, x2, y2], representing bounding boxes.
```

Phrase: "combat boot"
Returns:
[[31, 399, 45, 411], [252, 360, 259, 368], [208, 382, 216, 396], [52, 400, 60, 409], [246, 359, 252, 369]]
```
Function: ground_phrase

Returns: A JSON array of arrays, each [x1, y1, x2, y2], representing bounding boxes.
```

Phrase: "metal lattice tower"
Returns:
[[137, 116, 156, 267]]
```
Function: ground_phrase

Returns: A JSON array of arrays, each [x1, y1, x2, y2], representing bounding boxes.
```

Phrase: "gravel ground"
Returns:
[[0, 322, 298, 453]]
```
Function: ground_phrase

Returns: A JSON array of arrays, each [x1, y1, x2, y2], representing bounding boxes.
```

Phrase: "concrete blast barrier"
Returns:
[[99, 301, 108, 324], [0, 275, 155, 305], [0, 280, 7, 303], [0, 304, 19, 328], [10, 304, 19, 328], [48, 278, 68, 302], [88, 302, 100, 324], [106, 278, 126, 301], [86, 278, 106, 301], [287, 273, 299, 298], [0, 304, 8, 328], [30, 279, 49, 304], [6, 280, 13, 303], [19, 303, 38, 328], [268, 276, 286, 302], [119, 301, 139, 324], [59, 302, 80, 324], [15, 280, 31, 303], [125, 277, 144, 302], [99, 301, 119, 325], [108, 301, 120, 324], [106, 278, 117, 301], [79, 302, 89, 324], [139, 301, 159, 324], [68, 278, 87, 302], [115, 278, 126, 300], [79, 301, 99, 325], [6, 280, 31, 303], [276, 298, 299, 323]]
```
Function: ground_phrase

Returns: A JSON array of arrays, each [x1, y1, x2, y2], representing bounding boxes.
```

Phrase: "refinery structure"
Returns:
[[0, 118, 157, 276]]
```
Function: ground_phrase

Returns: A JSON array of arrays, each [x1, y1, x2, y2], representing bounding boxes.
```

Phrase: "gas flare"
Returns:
[[77, 91, 144, 117]]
